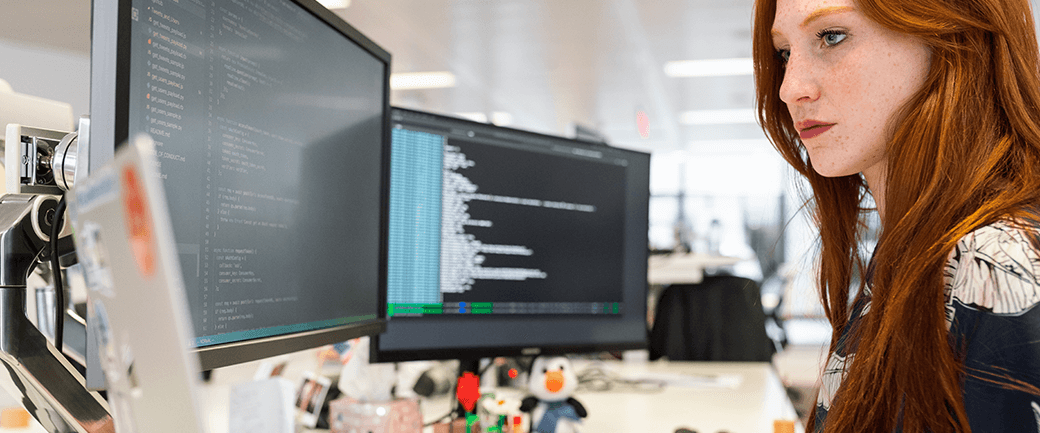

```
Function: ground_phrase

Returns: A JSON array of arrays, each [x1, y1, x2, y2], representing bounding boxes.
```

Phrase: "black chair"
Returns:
[[649, 275, 775, 362]]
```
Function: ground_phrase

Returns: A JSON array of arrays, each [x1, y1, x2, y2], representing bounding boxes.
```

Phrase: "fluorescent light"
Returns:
[[686, 139, 773, 154], [664, 58, 753, 78], [317, 0, 350, 9], [491, 112, 513, 126], [455, 112, 488, 123], [679, 109, 757, 125], [390, 72, 456, 90]]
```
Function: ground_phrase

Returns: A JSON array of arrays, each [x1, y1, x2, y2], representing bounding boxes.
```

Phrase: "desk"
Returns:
[[0, 357, 801, 433], [648, 253, 742, 286], [421, 360, 803, 433], [579, 361, 800, 433]]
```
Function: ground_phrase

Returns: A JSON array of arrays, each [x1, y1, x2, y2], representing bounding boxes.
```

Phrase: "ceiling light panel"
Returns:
[[679, 109, 757, 125], [664, 58, 753, 78], [390, 71, 457, 90]]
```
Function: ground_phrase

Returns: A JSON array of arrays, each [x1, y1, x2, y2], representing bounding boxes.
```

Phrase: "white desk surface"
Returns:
[[648, 253, 742, 285], [421, 360, 803, 433], [584, 361, 802, 433], [0, 357, 802, 433]]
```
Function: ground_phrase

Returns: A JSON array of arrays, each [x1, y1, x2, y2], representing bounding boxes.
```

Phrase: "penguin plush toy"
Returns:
[[520, 356, 587, 433]]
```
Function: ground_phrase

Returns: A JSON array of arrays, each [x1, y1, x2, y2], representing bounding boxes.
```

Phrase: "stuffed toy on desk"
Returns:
[[520, 356, 587, 433]]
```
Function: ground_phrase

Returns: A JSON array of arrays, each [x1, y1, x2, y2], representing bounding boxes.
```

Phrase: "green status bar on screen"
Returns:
[[388, 302, 622, 317]]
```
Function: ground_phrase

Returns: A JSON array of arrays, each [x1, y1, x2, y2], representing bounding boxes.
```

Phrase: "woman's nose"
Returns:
[[778, 53, 820, 105]]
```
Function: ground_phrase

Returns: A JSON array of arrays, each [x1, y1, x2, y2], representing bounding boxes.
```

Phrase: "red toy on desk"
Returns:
[[520, 357, 587, 433], [457, 372, 481, 413]]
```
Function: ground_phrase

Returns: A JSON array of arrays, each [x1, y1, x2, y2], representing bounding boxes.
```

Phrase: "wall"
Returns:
[[0, 40, 91, 120]]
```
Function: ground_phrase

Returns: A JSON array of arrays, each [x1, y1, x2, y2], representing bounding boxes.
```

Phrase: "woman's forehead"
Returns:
[[773, 0, 856, 27], [771, 0, 857, 39]]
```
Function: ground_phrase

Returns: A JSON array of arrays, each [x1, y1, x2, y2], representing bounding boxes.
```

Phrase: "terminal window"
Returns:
[[387, 116, 629, 317]]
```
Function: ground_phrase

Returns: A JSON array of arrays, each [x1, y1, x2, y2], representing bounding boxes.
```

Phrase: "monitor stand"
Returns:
[[453, 357, 482, 419], [0, 194, 111, 432]]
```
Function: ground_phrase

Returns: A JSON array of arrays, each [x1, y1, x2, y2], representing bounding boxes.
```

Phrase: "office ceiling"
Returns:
[[1, 0, 764, 155], [336, 0, 763, 154]]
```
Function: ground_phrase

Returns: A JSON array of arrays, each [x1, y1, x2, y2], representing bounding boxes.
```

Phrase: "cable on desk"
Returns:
[[421, 359, 496, 427], [575, 363, 666, 394]]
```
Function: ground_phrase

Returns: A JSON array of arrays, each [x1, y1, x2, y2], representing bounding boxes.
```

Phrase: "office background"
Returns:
[[5, 0, 1040, 354]]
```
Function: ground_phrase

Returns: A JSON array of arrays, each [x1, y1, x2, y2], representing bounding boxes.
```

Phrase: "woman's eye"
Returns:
[[776, 49, 790, 63], [819, 30, 847, 47]]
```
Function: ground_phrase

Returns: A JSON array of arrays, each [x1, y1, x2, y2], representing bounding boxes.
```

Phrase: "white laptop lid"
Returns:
[[68, 134, 205, 433]]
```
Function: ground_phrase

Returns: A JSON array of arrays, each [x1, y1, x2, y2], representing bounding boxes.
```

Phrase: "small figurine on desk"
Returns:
[[520, 356, 587, 433]]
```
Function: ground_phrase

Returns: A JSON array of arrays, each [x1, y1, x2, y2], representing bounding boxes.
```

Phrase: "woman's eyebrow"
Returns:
[[771, 6, 855, 40], [801, 6, 855, 28]]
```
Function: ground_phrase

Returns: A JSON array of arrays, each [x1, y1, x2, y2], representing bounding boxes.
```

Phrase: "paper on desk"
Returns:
[[621, 371, 743, 389], [229, 378, 295, 433]]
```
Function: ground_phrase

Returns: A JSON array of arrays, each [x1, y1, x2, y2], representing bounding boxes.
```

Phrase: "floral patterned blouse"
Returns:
[[815, 218, 1040, 431]]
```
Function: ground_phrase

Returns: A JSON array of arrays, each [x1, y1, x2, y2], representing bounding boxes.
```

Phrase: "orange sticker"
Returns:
[[122, 166, 155, 277]]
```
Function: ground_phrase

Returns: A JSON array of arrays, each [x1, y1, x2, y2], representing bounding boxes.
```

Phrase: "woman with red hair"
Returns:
[[754, 0, 1040, 431]]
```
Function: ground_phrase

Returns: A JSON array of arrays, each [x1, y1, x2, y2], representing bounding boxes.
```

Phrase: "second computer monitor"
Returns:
[[90, 0, 390, 370], [374, 108, 650, 362]]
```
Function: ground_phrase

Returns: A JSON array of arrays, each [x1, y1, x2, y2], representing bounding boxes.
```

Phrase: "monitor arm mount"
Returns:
[[0, 193, 112, 432], [0, 124, 113, 432]]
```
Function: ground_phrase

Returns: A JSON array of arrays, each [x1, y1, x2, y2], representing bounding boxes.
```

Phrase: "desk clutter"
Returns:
[[145, 333, 808, 433], [218, 347, 804, 433], [328, 397, 422, 433], [429, 414, 524, 433]]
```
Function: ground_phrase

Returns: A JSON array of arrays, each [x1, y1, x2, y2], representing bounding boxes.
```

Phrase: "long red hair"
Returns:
[[753, 0, 1040, 431]]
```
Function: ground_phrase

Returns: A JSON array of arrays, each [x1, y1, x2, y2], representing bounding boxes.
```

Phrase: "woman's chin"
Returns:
[[811, 165, 858, 178]]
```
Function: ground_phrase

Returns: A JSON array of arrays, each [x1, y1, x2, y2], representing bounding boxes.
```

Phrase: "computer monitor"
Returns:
[[89, 0, 390, 371], [373, 107, 650, 364]]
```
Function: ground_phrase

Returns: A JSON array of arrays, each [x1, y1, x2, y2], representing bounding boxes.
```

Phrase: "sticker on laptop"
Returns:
[[121, 165, 156, 278]]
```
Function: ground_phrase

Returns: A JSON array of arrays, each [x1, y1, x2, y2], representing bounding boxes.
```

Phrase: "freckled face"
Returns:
[[771, 0, 931, 178]]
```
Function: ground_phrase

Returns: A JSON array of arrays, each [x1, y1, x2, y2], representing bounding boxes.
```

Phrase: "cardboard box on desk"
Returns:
[[328, 397, 422, 433]]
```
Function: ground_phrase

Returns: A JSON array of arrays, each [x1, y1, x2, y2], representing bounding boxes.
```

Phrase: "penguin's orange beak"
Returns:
[[545, 370, 565, 393]]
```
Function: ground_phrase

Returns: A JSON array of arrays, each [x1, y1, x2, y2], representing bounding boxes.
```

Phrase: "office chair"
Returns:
[[649, 275, 775, 362]]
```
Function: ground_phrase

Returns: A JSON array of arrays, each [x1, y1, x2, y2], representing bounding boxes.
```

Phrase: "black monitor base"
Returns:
[[454, 357, 482, 418]]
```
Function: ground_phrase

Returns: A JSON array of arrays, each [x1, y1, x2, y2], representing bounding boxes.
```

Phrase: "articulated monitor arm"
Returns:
[[0, 194, 112, 433]]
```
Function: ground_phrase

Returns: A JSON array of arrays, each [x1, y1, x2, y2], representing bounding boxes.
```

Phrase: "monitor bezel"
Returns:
[[372, 107, 650, 363], [90, 0, 391, 371]]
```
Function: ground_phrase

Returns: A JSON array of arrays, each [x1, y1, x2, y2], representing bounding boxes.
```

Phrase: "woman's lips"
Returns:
[[798, 122, 836, 140]]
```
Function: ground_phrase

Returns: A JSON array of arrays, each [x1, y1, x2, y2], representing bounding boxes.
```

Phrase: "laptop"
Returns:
[[67, 134, 205, 433]]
